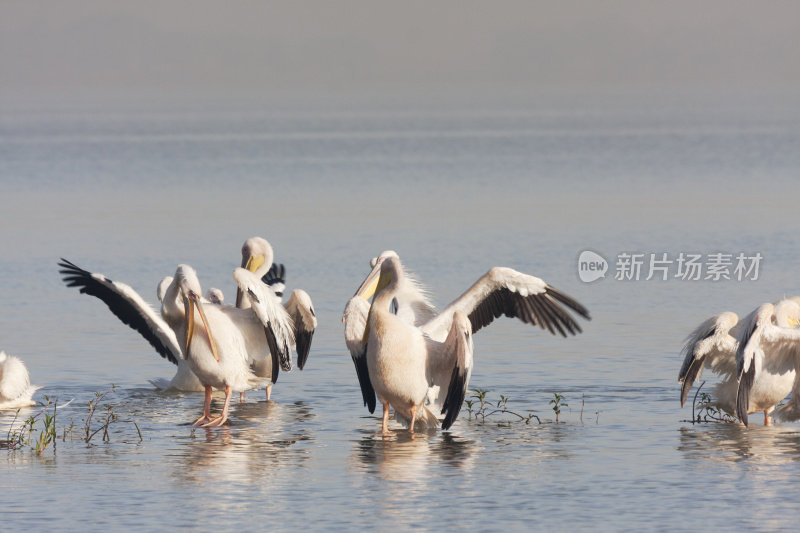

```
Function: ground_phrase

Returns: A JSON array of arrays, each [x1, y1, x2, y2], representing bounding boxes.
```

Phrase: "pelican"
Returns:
[[0, 351, 40, 409], [679, 299, 799, 426], [169, 264, 293, 426], [345, 252, 590, 433], [205, 288, 225, 305], [236, 237, 317, 395], [59, 258, 296, 400], [59, 260, 205, 391], [735, 299, 800, 426]]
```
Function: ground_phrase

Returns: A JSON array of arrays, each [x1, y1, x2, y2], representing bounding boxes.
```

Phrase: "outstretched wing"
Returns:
[[422, 267, 590, 339], [233, 267, 295, 372], [678, 312, 738, 407], [285, 289, 316, 370], [58, 258, 183, 365], [343, 296, 376, 413]]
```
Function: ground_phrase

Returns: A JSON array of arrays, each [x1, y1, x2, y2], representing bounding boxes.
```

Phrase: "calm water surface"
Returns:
[[2, 95, 800, 531]]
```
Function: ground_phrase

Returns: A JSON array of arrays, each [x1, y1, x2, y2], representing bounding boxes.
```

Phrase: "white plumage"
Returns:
[[678, 298, 800, 425], [0, 351, 39, 409], [345, 252, 590, 433], [735, 299, 800, 426]]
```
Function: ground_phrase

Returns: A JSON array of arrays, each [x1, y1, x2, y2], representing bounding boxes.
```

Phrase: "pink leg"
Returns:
[[193, 386, 213, 425], [381, 402, 390, 434], [265, 383, 273, 401], [409, 405, 417, 434], [239, 390, 246, 402], [764, 410, 772, 426], [203, 385, 232, 427]]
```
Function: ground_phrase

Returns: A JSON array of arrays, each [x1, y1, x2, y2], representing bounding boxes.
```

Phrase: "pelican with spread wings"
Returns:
[[344, 251, 590, 433]]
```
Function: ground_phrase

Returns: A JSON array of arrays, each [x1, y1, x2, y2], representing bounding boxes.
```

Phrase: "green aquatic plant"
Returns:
[[4, 386, 142, 453], [83, 384, 141, 444], [549, 393, 568, 423], [3, 396, 60, 455], [465, 389, 540, 425]]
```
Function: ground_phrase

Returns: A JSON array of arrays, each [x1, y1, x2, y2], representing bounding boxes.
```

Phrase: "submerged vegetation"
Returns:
[[2, 385, 142, 455], [685, 382, 737, 424], [465, 388, 590, 426]]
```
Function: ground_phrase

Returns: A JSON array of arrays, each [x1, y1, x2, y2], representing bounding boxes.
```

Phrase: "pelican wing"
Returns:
[[422, 267, 590, 338], [233, 267, 294, 372], [343, 296, 376, 413], [58, 258, 183, 365], [439, 312, 474, 430], [678, 312, 738, 407], [285, 289, 316, 370], [735, 305, 800, 425], [261, 263, 286, 298]]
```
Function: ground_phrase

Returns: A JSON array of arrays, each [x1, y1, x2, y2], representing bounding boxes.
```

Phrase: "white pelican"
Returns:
[[59, 259, 205, 392], [205, 288, 225, 305], [59, 258, 297, 401], [167, 264, 292, 426], [0, 351, 40, 409], [345, 252, 590, 433], [735, 299, 800, 426], [236, 237, 317, 377], [679, 299, 800, 425]]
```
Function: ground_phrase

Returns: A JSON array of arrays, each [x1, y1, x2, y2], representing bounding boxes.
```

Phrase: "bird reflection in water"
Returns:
[[353, 429, 477, 480], [173, 401, 315, 492]]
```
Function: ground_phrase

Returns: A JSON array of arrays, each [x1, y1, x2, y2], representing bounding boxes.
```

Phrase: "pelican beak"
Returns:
[[183, 294, 195, 358], [184, 289, 221, 362], [354, 259, 385, 300], [236, 253, 266, 307], [360, 269, 393, 348]]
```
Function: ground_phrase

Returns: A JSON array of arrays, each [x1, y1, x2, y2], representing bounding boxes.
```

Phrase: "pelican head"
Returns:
[[205, 288, 224, 305], [774, 299, 800, 328], [355, 250, 399, 300], [237, 237, 275, 307], [360, 256, 401, 347], [157, 276, 174, 303], [176, 265, 220, 362]]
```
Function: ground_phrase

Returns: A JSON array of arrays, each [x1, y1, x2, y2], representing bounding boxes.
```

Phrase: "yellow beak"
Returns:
[[360, 268, 393, 348], [184, 290, 221, 362], [236, 254, 266, 307]]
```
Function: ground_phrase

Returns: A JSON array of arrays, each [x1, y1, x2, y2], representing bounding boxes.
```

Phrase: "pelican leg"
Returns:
[[193, 386, 214, 426], [381, 402, 390, 434], [239, 391, 246, 402], [409, 405, 417, 434], [265, 383, 273, 401], [764, 410, 772, 426], [203, 385, 232, 427]]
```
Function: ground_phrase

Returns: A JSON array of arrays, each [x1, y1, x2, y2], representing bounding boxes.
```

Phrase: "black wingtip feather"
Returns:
[[679, 357, 704, 407], [737, 363, 755, 426], [441, 367, 468, 430], [352, 345, 376, 414], [295, 330, 313, 370], [57, 258, 180, 366], [545, 286, 591, 321]]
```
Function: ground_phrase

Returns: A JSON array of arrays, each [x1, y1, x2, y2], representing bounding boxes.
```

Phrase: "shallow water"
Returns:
[[2, 95, 800, 530]]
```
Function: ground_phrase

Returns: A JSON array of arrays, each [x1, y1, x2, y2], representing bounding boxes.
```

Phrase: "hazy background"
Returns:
[[2, 1, 799, 108]]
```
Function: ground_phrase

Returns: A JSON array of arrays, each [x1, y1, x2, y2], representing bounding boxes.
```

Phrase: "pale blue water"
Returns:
[[2, 95, 800, 531]]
